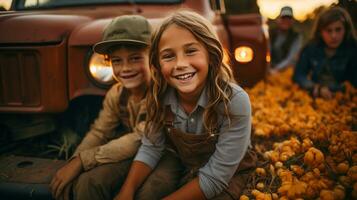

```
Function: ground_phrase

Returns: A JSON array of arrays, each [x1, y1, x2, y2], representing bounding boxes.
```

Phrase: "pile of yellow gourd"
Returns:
[[240, 69, 357, 200]]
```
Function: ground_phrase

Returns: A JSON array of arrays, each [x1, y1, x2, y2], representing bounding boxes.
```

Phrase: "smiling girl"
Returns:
[[115, 10, 256, 200], [293, 6, 357, 99]]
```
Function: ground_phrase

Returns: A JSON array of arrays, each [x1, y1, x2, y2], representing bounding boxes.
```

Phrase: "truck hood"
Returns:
[[0, 13, 92, 44], [0, 5, 174, 45]]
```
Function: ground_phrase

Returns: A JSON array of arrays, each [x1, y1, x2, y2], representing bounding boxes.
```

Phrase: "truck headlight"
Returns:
[[234, 46, 254, 63], [266, 51, 271, 63], [88, 52, 114, 85]]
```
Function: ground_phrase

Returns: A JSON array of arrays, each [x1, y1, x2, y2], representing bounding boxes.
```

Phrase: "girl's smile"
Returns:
[[173, 71, 197, 86], [158, 24, 209, 98], [174, 71, 196, 80]]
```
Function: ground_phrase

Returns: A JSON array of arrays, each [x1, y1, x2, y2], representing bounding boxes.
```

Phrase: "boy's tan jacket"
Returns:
[[73, 83, 146, 171]]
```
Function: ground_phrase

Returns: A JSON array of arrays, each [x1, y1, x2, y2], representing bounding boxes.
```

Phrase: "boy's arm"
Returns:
[[74, 84, 123, 154], [94, 130, 142, 164], [274, 34, 303, 71], [114, 161, 152, 200], [50, 85, 123, 198], [73, 84, 123, 170], [79, 102, 146, 170], [50, 156, 83, 199]]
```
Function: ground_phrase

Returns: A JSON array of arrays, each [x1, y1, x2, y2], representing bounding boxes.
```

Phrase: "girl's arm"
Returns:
[[194, 87, 252, 199], [163, 178, 206, 200], [114, 161, 152, 200], [293, 46, 315, 91], [345, 46, 357, 87], [116, 129, 165, 200]]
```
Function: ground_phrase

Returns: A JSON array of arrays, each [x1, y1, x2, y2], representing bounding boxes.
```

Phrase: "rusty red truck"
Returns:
[[0, 0, 269, 199], [0, 0, 270, 142]]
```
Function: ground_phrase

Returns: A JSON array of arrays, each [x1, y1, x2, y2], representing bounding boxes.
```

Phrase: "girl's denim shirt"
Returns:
[[293, 42, 357, 92]]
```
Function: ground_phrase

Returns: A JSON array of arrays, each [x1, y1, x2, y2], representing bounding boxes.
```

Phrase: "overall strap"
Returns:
[[164, 106, 175, 128], [117, 87, 131, 132], [119, 87, 129, 108]]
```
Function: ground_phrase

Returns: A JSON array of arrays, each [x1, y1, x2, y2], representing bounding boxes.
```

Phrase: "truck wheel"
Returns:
[[61, 96, 104, 138]]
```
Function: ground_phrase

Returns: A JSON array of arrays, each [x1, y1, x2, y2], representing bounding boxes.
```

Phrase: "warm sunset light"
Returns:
[[0, 0, 10, 10], [257, 0, 338, 21]]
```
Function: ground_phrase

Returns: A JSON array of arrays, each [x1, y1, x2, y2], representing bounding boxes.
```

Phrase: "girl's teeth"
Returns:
[[176, 73, 194, 80]]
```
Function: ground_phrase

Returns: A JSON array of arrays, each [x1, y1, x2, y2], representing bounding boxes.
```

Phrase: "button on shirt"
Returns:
[[135, 83, 252, 199]]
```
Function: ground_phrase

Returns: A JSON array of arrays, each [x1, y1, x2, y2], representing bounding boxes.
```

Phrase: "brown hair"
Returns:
[[312, 6, 356, 45], [146, 10, 235, 140]]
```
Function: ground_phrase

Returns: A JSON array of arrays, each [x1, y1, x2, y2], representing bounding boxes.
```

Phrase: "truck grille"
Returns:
[[0, 51, 41, 107]]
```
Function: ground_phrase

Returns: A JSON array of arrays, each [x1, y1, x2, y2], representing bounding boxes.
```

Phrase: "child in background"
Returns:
[[269, 6, 303, 74], [293, 6, 356, 99], [50, 15, 151, 200], [115, 10, 256, 200]]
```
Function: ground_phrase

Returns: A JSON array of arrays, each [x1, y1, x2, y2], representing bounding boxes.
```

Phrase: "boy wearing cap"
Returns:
[[269, 6, 303, 74], [50, 15, 151, 200]]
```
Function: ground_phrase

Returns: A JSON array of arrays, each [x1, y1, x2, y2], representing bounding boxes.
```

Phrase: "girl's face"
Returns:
[[110, 48, 150, 90], [321, 20, 345, 49], [158, 24, 209, 97]]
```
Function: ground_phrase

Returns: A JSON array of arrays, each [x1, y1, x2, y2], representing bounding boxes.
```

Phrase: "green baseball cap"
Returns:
[[93, 15, 151, 54], [279, 6, 293, 18]]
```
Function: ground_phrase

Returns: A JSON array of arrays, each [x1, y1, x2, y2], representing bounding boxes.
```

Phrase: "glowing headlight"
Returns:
[[88, 53, 114, 85], [234, 46, 254, 63], [266, 51, 271, 63]]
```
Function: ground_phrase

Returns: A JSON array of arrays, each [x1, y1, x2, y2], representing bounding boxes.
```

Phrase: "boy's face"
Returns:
[[277, 16, 293, 31], [109, 47, 150, 90]]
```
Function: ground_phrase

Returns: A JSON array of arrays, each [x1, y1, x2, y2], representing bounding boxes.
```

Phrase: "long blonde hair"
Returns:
[[146, 10, 235, 140]]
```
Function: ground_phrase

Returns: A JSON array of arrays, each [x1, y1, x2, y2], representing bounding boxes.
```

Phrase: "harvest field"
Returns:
[[242, 69, 357, 200]]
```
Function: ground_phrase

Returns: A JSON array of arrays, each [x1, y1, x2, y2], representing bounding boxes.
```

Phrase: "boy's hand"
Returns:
[[50, 156, 83, 199]]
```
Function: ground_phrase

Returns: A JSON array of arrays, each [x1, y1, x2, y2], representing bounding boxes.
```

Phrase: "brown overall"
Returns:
[[164, 108, 257, 199]]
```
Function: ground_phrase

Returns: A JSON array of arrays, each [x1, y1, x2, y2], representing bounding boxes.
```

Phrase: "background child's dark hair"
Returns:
[[146, 10, 236, 139], [311, 6, 356, 46]]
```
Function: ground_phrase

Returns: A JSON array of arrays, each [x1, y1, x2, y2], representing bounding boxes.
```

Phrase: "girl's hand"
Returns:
[[114, 161, 152, 200], [269, 68, 278, 75], [312, 84, 320, 98], [162, 177, 206, 200], [50, 157, 83, 199], [113, 189, 134, 200], [319, 86, 333, 99]]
